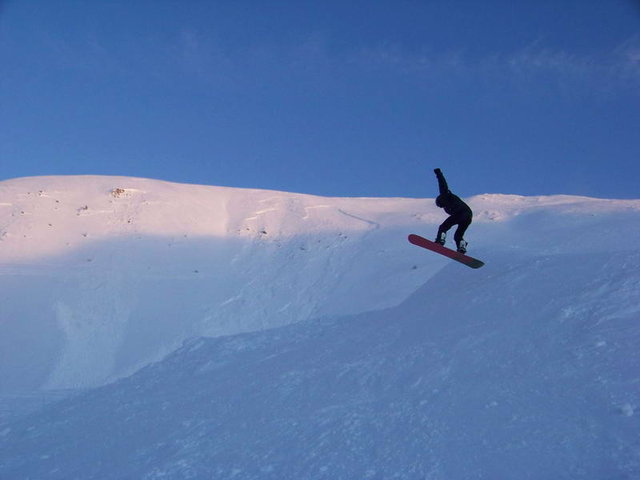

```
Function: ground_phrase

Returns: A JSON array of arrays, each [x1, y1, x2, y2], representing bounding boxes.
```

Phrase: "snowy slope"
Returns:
[[0, 176, 639, 479], [7, 175, 630, 394], [1, 241, 639, 478]]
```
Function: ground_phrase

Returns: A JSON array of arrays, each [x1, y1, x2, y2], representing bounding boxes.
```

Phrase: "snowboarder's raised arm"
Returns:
[[434, 168, 449, 194]]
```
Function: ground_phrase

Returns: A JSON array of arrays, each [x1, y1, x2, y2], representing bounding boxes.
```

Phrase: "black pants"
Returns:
[[438, 210, 472, 246]]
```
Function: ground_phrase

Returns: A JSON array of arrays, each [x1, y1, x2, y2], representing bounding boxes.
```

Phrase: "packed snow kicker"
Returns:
[[0, 176, 638, 479]]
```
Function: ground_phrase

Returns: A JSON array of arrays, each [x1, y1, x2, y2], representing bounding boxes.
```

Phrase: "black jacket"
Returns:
[[435, 170, 472, 216]]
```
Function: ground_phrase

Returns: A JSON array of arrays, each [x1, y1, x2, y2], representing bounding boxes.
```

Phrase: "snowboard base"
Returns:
[[408, 234, 484, 269]]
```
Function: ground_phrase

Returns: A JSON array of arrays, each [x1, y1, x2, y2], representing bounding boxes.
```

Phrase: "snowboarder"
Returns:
[[433, 168, 472, 254]]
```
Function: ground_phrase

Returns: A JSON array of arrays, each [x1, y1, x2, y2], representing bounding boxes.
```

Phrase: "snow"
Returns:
[[0, 176, 439, 391], [0, 175, 639, 479]]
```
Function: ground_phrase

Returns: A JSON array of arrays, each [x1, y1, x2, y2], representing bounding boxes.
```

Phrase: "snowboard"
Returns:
[[408, 234, 485, 269]]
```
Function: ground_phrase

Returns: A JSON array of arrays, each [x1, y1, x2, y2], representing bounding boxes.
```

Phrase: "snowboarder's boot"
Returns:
[[435, 231, 446, 245], [457, 240, 468, 254]]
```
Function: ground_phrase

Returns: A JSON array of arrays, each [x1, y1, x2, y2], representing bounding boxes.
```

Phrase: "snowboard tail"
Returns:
[[408, 234, 484, 269]]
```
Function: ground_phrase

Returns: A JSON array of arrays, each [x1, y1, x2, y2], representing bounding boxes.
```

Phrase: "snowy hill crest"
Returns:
[[1, 176, 639, 392]]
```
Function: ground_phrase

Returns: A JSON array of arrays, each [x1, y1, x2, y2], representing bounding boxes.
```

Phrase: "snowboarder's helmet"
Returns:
[[435, 194, 445, 208]]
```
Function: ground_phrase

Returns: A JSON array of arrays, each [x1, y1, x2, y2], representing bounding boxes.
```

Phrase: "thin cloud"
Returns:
[[344, 38, 640, 96]]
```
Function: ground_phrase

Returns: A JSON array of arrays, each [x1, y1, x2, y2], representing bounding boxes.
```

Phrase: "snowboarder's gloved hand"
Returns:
[[434, 168, 442, 176]]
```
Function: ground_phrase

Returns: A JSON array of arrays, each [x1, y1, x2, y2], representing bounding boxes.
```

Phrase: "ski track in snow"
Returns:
[[0, 176, 639, 479]]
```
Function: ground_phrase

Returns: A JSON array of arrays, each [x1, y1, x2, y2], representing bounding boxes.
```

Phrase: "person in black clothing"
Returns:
[[433, 168, 472, 253]]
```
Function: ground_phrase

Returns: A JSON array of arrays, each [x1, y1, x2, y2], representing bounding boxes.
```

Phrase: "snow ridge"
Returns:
[[0, 176, 431, 391]]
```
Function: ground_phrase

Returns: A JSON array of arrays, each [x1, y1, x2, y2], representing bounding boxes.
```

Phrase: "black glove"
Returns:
[[434, 168, 442, 176]]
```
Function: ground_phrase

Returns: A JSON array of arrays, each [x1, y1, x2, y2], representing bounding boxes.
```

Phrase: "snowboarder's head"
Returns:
[[435, 194, 445, 208]]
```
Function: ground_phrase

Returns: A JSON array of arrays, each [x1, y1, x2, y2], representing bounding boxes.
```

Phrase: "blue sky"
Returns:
[[1, 0, 638, 199]]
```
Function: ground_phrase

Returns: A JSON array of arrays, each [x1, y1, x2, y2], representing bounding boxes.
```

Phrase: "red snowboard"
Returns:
[[408, 234, 484, 269]]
